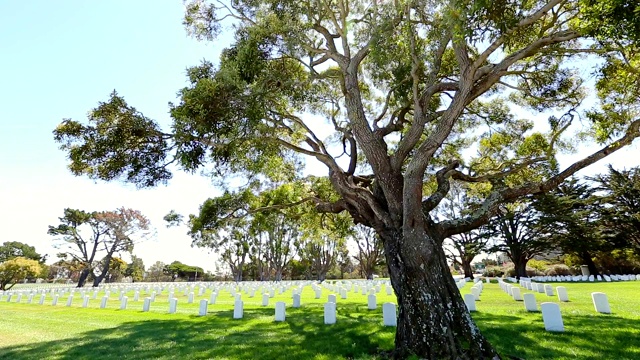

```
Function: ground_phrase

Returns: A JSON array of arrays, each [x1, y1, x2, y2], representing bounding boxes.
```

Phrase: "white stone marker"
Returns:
[[275, 301, 286, 322], [523, 293, 537, 312], [169, 298, 178, 314], [463, 294, 476, 312], [541, 302, 564, 332], [511, 287, 523, 301], [233, 300, 244, 319], [134, 291, 139, 302], [100, 296, 108, 309], [537, 283, 545, 293], [292, 294, 301, 308], [368, 294, 377, 310], [235, 294, 242, 302], [82, 295, 90, 308], [27, 294, 33, 304], [120, 296, 128, 310], [16, 294, 22, 303], [52, 295, 59, 306], [199, 299, 208, 316], [386, 286, 393, 296], [328, 294, 337, 304], [544, 284, 554, 296], [39, 294, 46, 305], [66, 295, 74, 307], [324, 302, 337, 324], [382, 303, 397, 326], [209, 292, 217, 305], [143, 297, 151, 312], [471, 287, 481, 300], [188, 292, 194, 304], [262, 294, 270, 306], [591, 292, 611, 314], [556, 287, 569, 302], [314, 289, 322, 299]]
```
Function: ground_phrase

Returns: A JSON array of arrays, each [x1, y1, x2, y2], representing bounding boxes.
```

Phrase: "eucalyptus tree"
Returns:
[[53, 0, 640, 357]]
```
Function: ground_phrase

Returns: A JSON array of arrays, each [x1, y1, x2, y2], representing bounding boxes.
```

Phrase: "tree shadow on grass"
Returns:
[[0, 307, 395, 360], [472, 312, 640, 360]]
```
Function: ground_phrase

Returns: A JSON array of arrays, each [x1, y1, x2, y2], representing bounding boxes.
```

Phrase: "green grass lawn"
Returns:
[[0, 281, 638, 359]]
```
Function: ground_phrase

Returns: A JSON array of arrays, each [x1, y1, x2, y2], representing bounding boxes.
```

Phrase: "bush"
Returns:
[[482, 266, 504, 277], [545, 264, 572, 276]]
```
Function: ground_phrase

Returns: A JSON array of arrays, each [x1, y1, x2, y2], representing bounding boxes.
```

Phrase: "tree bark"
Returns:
[[381, 228, 499, 359], [514, 258, 528, 279], [92, 255, 112, 287], [77, 268, 91, 288], [462, 261, 474, 279]]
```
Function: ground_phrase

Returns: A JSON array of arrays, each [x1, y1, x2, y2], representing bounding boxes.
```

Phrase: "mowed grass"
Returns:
[[0, 280, 637, 359]]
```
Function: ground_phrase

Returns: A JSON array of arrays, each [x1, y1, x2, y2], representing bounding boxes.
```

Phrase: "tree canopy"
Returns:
[[53, 0, 640, 358]]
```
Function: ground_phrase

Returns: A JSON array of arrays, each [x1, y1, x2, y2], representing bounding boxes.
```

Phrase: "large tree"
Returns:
[[48, 208, 151, 287], [0, 242, 45, 263], [0, 257, 43, 290], [53, 0, 640, 357]]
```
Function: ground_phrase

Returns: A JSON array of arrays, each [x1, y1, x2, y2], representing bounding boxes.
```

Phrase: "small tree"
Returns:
[[0, 242, 45, 263], [0, 257, 42, 290], [125, 255, 146, 282], [147, 261, 168, 282]]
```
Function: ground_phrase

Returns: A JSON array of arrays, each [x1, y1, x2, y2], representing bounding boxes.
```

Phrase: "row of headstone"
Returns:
[[463, 281, 484, 311], [527, 274, 640, 282]]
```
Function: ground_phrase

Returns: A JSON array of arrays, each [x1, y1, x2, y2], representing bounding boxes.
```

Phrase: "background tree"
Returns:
[[53, 0, 640, 357], [593, 166, 640, 256], [488, 202, 552, 279], [0, 257, 42, 290], [438, 184, 490, 279], [0, 242, 45, 263], [533, 178, 605, 275], [147, 261, 168, 282], [47, 209, 110, 287], [352, 225, 385, 280], [48, 208, 151, 287], [163, 261, 204, 281], [125, 255, 146, 282]]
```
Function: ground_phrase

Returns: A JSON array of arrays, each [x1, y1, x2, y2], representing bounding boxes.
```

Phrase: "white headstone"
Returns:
[[275, 301, 286, 322], [544, 284, 554, 296], [511, 287, 522, 301], [120, 296, 128, 310], [604, 275, 611, 282], [188, 292, 194, 304], [262, 294, 269, 306], [386, 286, 393, 296], [39, 294, 46, 305], [588, 275, 594, 282], [292, 294, 301, 308], [199, 299, 208, 316], [100, 296, 108, 309], [328, 294, 337, 304], [523, 293, 537, 312], [541, 302, 564, 332], [463, 294, 476, 312], [143, 297, 151, 312], [314, 289, 322, 299], [591, 292, 611, 314], [16, 294, 22, 303], [233, 300, 244, 319], [209, 292, 217, 304], [556, 286, 569, 302], [368, 294, 377, 310], [471, 287, 481, 300], [27, 294, 33, 304], [324, 302, 336, 324], [133, 291, 139, 302], [82, 295, 89, 308], [169, 298, 177, 314], [382, 302, 397, 326]]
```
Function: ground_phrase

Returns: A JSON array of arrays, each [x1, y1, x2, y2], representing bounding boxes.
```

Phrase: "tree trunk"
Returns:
[[381, 228, 499, 359], [77, 268, 91, 288], [514, 258, 528, 279], [462, 261, 474, 279], [581, 252, 599, 276], [92, 255, 112, 287]]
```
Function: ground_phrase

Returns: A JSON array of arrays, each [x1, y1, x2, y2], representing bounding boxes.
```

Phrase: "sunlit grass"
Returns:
[[0, 280, 638, 359]]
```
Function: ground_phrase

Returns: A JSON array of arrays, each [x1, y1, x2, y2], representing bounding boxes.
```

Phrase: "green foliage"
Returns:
[[0, 242, 44, 263], [0, 257, 42, 290], [163, 261, 204, 281], [124, 255, 145, 282]]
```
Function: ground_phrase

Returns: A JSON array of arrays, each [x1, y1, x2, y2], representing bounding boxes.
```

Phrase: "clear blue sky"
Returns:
[[0, 1, 638, 272]]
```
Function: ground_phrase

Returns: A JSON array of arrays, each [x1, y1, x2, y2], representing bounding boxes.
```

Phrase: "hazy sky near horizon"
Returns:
[[1, 1, 639, 273]]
